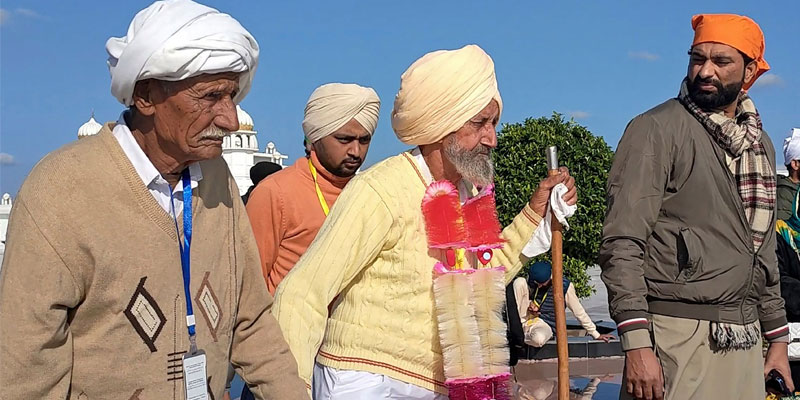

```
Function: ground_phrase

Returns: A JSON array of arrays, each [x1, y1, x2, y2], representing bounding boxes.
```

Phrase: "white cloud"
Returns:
[[569, 111, 590, 119], [628, 51, 660, 62], [0, 153, 15, 165], [0, 9, 9, 25], [752, 74, 785, 89], [15, 8, 46, 20]]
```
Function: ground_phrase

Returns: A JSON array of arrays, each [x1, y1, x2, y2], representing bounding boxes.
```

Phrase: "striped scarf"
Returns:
[[678, 79, 775, 252]]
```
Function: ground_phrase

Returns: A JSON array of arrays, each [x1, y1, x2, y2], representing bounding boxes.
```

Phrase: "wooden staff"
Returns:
[[546, 145, 569, 400]]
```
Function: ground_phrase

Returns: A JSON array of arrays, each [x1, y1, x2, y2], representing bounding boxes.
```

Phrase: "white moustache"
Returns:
[[199, 125, 230, 139]]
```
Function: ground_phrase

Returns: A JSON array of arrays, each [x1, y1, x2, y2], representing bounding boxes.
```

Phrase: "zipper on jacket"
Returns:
[[714, 145, 759, 323], [726, 170, 757, 323]]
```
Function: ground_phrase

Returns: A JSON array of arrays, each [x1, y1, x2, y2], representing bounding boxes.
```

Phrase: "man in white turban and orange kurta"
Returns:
[[247, 83, 380, 295], [0, 1, 308, 398], [273, 45, 577, 399]]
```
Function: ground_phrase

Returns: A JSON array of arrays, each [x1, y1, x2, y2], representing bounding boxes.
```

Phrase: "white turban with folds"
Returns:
[[391, 44, 502, 146], [302, 83, 381, 143], [106, 0, 259, 106], [784, 128, 800, 165]]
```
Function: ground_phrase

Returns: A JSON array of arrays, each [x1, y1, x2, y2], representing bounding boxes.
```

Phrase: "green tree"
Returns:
[[494, 113, 613, 297]]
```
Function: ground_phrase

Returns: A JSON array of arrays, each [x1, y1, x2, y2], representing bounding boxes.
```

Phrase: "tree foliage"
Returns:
[[493, 113, 614, 297]]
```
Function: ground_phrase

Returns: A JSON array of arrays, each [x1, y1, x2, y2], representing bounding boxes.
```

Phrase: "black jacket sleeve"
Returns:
[[777, 236, 800, 322]]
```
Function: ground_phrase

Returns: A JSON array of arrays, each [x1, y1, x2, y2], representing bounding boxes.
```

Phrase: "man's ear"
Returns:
[[132, 80, 157, 117], [743, 60, 758, 88], [310, 138, 323, 154]]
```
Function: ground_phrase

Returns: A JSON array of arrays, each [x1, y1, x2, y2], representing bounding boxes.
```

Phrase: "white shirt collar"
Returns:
[[112, 112, 203, 191], [410, 147, 475, 201]]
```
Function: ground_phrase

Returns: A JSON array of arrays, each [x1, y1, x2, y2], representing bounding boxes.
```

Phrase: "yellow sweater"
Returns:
[[273, 151, 541, 394]]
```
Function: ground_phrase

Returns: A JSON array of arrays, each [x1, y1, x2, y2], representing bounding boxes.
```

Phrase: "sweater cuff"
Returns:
[[620, 328, 652, 351], [762, 316, 790, 342], [521, 203, 543, 226]]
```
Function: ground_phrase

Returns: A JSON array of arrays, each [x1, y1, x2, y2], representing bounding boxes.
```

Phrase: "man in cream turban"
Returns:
[[0, 1, 308, 399], [246, 82, 380, 295], [273, 45, 576, 399]]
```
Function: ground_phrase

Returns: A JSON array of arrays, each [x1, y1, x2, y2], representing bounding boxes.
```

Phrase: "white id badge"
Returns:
[[183, 350, 209, 400]]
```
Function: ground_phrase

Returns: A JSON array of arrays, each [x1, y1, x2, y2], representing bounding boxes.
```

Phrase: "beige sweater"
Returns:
[[0, 126, 309, 400]]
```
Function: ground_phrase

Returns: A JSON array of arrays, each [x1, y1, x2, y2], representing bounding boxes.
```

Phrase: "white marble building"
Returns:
[[222, 105, 288, 195], [77, 114, 102, 140], [0, 194, 12, 266]]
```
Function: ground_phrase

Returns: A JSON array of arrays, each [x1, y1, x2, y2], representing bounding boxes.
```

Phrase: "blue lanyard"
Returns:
[[170, 169, 197, 352]]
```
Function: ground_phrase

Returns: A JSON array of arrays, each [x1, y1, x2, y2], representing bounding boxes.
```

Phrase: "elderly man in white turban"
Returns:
[[272, 45, 577, 399], [779, 128, 800, 220], [246, 82, 380, 294], [0, 1, 308, 399]]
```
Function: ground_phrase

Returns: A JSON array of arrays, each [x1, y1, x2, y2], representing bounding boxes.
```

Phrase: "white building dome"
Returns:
[[237, 105, 254, 131], [221, 106, 289, 195], [78, 114, 102, 139]]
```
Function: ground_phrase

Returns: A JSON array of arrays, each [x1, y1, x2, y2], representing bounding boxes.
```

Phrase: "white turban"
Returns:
[[106, 0, 259, 106], [302, 83, 381, 143], [784, 128, 800, 165], [391, 44, 502, 146]]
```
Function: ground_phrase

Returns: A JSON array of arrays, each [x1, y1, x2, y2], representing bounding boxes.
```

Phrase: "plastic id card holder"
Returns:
[[183, 349, 209, 400]]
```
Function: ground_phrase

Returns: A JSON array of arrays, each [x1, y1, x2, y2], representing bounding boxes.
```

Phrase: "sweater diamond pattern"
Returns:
[[124, 277, 166, 352], [195, 271, 222, 341]]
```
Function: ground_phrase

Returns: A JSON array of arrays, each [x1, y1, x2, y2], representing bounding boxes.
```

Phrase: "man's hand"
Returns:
[[765, 342, 794, 392], [624, 347, 664, 400], [529, 167, 577, 218], [527, 303, 540, 318], [597, 333, 615, 343]]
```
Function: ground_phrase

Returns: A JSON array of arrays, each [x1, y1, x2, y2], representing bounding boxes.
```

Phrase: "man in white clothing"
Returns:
[[513, 261, 615, 346]]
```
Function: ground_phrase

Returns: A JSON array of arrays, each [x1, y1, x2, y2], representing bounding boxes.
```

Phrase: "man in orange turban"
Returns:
[[600, 13, 792, 400], [691, 14, 770, 90]]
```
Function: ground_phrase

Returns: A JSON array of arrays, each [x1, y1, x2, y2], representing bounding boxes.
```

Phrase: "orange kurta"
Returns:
[[246, 152, 350, 294]]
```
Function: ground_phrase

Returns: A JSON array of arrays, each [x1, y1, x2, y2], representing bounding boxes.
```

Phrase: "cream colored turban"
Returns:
[[106, 0, 259, 106], [391, 44, 502, 146], [302, 83, 381, 143]]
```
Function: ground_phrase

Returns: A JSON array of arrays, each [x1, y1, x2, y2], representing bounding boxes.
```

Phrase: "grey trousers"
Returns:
[[620, 314, 764, 400]]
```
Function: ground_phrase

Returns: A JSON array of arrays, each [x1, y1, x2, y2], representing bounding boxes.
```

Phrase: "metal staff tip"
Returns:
[[546, 146, 559, 170]]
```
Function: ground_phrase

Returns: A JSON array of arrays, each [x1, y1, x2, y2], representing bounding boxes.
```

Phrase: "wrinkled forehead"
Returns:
[[154, 72, 242, 94]]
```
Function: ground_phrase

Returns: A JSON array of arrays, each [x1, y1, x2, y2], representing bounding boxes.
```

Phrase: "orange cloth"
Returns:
[[691, 13, 770, 90], [246, 152, 350, 294]]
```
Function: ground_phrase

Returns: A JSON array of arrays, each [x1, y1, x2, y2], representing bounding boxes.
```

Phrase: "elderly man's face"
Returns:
[[149, 72, 240, 163], [442, 99, 499, 186], [312, 118, 372, 177], [687, 43, 756, 110]]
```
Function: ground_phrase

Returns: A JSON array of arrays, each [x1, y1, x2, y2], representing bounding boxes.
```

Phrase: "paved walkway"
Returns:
[[581, 265, 611, 322]]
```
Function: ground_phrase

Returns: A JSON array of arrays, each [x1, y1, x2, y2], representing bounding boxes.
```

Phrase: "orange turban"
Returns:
[[691, 14, 769, 90]]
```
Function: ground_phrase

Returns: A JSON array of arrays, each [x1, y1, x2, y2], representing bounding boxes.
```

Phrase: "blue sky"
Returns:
[[1, 1, 798, 196]]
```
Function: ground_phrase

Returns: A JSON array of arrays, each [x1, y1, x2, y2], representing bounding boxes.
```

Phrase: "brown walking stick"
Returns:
[[546, 145, 569, 400]]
